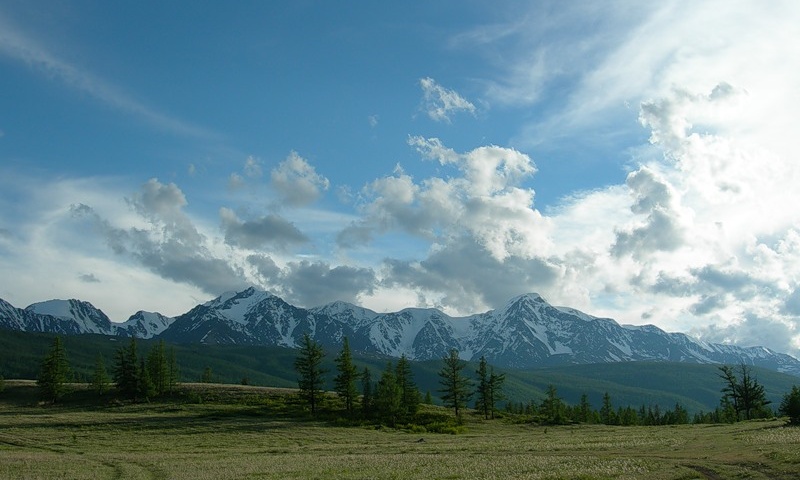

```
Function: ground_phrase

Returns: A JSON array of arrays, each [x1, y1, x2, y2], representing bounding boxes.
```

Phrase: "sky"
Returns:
[[2, 1, 800, 358]]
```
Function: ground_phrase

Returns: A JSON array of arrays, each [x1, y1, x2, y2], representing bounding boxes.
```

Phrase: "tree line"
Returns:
[[294, 338, 507, 424], [23, 335, 800, 427], [34, 336, 178, 403]]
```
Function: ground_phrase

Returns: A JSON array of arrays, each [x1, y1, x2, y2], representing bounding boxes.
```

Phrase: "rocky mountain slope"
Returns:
[[1, 298, 173, 339], [2, 288, 799, 376]]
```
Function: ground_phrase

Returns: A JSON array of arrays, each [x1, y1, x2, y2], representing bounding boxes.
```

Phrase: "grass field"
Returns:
[[1, 381, 799, 479]]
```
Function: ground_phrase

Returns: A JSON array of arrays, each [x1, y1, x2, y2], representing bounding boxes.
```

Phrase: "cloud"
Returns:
[[248, 254, 376, 306], [611, 167, 684, 259], [127, 178, 188, 221], [72, 180, 247, 296], [220, 207, 308, 250], [270, 151, 330, 207], [78, 273, 100, 283], [419, 77, 476, 123], [243, 156, 262, 178], [0, 11, 213, 137], [694, 312, 798, 354], [341, 137, 550, 262], [382, 236, 561, 313]]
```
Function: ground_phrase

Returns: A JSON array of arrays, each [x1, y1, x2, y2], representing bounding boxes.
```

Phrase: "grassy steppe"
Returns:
[[1, 382, 800, 479]]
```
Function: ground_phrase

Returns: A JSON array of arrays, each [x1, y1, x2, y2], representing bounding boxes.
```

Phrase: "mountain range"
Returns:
[[2, 287, 799, 377]]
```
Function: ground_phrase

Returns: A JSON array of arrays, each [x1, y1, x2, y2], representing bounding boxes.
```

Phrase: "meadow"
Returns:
[[1, 381, 799, 480]]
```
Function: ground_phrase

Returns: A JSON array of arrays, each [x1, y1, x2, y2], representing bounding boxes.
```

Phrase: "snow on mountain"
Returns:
[[25, 299, 114, 335], [1, 297, 173, 339], [117, 311, 176, 339], [160, 286, 319, 348], [2, 289, 800, 376]]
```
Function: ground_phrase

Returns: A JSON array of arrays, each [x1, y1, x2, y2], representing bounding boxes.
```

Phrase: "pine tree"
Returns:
[[736, 363, 770, 420], [437, 349, 472, 419], [361, 367, 374, 416], [475, 356, 490, 419], [600, 392, 615, 425], [578, 393, 593, 423], [779, 385, 800, 425], [0, 375, 5, 394], [92, 353, 111, 396], [294, 333, 327, 416], [541, 385, 564, 424], [147, 340, 170, 396], [487, 367, 505, 420], [138, 358, 156, 400], [375, 362, 402, 427], [333, 337, 359, 415], [718, 363, 771, 421], [200, 366, 214, 383], [37, 336, 72, 403], [395, 354, 420, 420], [166, 346, 179, 394], [114, 337, 141, 401]]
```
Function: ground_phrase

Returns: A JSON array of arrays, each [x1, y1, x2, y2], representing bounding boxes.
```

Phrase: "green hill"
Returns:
[[1, 329, 797, 413]]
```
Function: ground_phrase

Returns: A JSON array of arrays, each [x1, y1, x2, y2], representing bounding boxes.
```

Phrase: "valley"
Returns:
[[1, 381, 799, 480]]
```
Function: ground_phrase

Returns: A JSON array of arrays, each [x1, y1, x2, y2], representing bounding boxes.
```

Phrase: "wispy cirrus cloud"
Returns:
[[0, 11, 214, 138]]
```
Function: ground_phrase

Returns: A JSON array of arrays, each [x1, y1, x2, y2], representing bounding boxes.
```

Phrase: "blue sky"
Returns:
[[2, 1, 800, 358]]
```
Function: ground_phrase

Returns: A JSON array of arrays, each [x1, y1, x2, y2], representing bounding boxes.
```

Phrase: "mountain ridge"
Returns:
[[1, 287, 799, 376]]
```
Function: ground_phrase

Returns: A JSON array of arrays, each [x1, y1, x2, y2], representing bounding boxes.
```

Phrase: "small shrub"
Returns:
[[408, 424, 427, 434], [425, 421, 466, 435]]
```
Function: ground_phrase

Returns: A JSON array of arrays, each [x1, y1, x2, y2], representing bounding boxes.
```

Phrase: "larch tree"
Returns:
[[487, 366, 505, 420], [333, 337, 359, 415], [475, 356, 491, 419], [114, 337, 141, 401], [718, 364, 771, 420], [779, 385, 800, 425], [294, 333, 327, 416], [438, 349, 472, 419], [395, 354, 420, 420], [37, 336, 72, 403], [146, 340, 170, 396], [361, 367, 374, 416], [92, 352, 111, 396], [375, 361, 402, 427]]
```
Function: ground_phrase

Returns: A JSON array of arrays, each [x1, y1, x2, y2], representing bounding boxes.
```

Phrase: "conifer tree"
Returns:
[[92, 353, 111, 396], [114, 337, 141, 400], [438, 349, 472, 419], [779, 385, 800, 425], [541, 384, 565, 424], [166, 346, 179, 394], [146, 340, 170, 396], [333, 337, 359, 415], [0, 375, 5, 394], [395, 354, 420, 419], [361, 367, 374, 416], [718, 363, 771, 420], [37, 336, 72, 403], [600, 392, 616, 425], [487, 367, 505, 420], [577, 393, 593, 423], [200, 366, 214, 383], [138, 358, 156, 400], [475, 356, 490, 419], [375, 362, 402, 426], [294, 333, 327, 416]]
